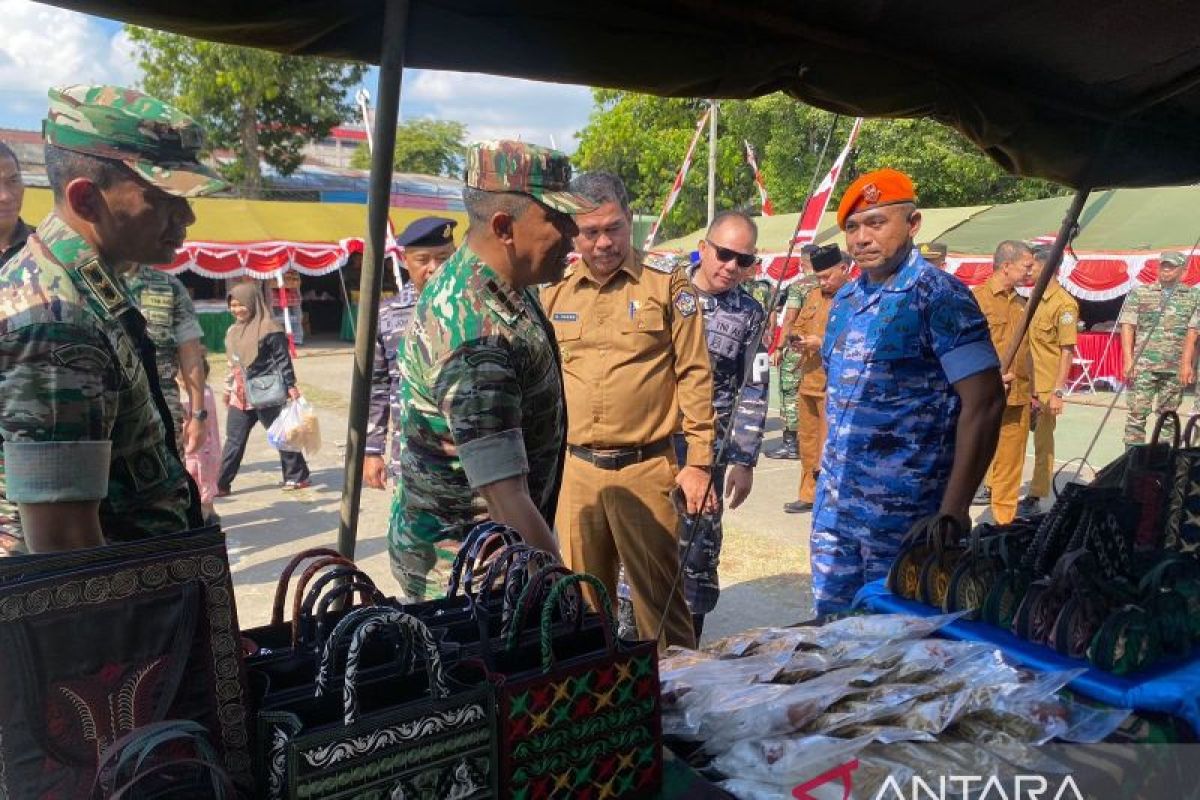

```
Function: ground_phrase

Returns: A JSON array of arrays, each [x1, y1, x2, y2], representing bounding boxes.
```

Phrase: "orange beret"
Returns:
[[837, 168, 916, 229]]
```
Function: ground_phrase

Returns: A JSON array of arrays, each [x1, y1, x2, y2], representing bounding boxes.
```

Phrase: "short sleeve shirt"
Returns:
[[1029, 281, 1079, 395], [1119, 282, 1200, 372], [814, 248, 999, 539], [365, 285, 416, 469], [392, 245, 565, 552], [0, 213, 192, 550], [122, 265, 203, 391]]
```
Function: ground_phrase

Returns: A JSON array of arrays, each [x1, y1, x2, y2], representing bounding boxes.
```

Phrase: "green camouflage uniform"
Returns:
[[388, 140, 588, 600], [777, 285, 808, 431], [121, 265, 203, 452], [0, 85, 225, 553], [1120, 265, 1200, 444]]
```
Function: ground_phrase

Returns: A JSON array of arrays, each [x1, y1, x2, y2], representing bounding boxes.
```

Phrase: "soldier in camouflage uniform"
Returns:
[[0, 85, 224, 554], [121, 265, 205, 456], [363, 216, 457, 489], [389, 141, 589, 600], [764, 244, 818, 459], [813, 169, 1003, 614], [0, 142, 31, 267], [1120, 251, 1198, 444]]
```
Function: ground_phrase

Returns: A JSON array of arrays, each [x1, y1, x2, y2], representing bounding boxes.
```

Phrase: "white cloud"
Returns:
[[402, 70, 593, 152], [0, 1, 140, 128]]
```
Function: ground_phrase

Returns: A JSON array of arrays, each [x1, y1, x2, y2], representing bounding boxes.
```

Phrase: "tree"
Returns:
[[350, 119, 467, 176], [126, 28, 367, 197], [574, 91, 1066, 239]]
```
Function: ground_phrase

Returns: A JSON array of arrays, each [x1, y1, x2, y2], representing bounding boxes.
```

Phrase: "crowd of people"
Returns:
[[1, 82, 1194, 654]]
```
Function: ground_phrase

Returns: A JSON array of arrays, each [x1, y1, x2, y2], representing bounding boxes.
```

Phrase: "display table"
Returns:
[[196, 308, 233, 354], [855, 579, 1200, 735], [1072, 331, 1123, 390]]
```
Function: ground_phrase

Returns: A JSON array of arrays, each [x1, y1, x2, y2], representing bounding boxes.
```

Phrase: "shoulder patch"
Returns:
[[645, 253, 685, 274], [1060, 310, 1076, 325], [674, 290, 698, 317]]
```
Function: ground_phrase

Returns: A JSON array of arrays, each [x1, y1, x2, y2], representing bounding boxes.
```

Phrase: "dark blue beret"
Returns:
[[397, 216, 457, 248]]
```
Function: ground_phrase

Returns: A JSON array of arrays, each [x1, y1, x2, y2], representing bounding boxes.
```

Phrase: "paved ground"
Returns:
[[212, 338, 1144, 642]]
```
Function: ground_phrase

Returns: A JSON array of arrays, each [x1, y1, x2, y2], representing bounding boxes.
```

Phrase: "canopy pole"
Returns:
[[338, 0, 409, 559], [999, 187, 1091, 375], [706, 100, 718, 228]]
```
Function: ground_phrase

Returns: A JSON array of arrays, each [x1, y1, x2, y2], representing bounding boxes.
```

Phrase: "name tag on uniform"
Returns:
[[552, 312, 578, 322]]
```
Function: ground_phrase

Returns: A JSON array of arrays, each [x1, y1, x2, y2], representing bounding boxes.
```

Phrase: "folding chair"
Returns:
[[1066, 357, 1097, 394]]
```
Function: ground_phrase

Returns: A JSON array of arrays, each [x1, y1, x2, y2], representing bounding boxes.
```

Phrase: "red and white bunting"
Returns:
[[642, 106, 712, 251], [792, 117, 864, 246], [743, 140, 774, 216]]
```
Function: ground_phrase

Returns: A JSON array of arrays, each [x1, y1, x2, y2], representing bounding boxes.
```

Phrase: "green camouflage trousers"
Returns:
[[1124, 369, 1182, 445], [777, 347, 801, 432]]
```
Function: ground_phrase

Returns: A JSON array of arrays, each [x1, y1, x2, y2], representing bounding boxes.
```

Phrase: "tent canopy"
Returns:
[[42, 1, 1200, 190]]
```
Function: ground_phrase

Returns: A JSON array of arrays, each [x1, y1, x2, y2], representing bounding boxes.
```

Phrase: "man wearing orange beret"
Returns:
[[810, 168, 1005, 615]]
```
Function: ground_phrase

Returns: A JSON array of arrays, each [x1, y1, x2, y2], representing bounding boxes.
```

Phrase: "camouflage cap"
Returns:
[[464, 140, 594, 214], [44, 85, 228, 198], [1161, 251, 1187, 268]]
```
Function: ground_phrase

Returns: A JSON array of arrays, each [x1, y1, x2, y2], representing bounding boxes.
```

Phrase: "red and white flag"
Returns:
[[743, 140, 774, 216], [643, 106, 712, 251], [792, 117, 864, 245]]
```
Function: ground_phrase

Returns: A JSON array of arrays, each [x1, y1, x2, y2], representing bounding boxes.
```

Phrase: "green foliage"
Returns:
[[126, 27, 366, 196], [349, 118, 467, 176], [574, 91, 1067, 239]]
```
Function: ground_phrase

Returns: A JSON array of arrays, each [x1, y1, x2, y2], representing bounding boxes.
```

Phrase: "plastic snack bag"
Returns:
[[268, 397, 322, 455], [711, 733, 875, 787]]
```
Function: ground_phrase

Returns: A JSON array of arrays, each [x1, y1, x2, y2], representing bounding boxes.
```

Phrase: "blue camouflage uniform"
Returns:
[[366, 284, 417, 478], [617, 266, 769, 617], [811, 247, 998, 615]]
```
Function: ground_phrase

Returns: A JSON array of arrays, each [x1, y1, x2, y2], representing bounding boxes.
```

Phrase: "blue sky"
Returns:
[[0, 1, 594, 151]]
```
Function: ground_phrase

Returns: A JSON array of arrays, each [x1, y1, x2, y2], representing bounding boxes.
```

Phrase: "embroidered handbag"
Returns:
[[1163, 414, 1200, 554], [0, 528, 253, 798], [255, 609, 497, 800], [486, 571, 662, 800], [1124, 411, 1180, 551]]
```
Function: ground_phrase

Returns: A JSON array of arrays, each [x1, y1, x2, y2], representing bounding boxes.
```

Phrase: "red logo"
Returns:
[[792, 759, 859, 800], [862, 183, 882, 204]]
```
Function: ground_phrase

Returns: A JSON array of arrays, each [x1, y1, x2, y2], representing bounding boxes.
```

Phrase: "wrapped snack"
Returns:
[[809, 683, 930, 734], [711, 733, 875, 787], [894, 689, 972, 734], [775, 650, 835, 683], [859, 639, 995, 684], [693, 672, 856, 752], [661, 653, 787, 711], [703, 626, 818, 658], [1057, 695, 1131, 744], [807, 612, 967, 648], [716, 779, 792, 800]]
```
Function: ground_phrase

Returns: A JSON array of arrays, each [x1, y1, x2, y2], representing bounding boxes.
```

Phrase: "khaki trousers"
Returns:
[[1030, 392, 1058, 498], [796, 393, 827, 503], [556, 449, 696, 650], [990, 404, 1031, 525]]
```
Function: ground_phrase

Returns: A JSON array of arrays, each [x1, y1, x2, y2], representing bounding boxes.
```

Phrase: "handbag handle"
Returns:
[[91, 720, 230, 800], [290, 557, 364, 628], [1184, 415, 1200, 448], [343, 611, 449, 726], [505, 564, 580, 652], [539, 574, 618, 672], [293, 567, 378, 646], [270, 548, 345, 624], [446, 521, 502, 595], [108, 758, 237, 800], [448, 524, 522, 598], [1150, 410, 1182, 450], [315, 605, 411, 698], [311, 580, 388, 647]]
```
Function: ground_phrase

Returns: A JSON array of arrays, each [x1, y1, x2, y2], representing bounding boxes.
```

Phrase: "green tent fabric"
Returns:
[[938, 185, 1200, 254], [43, 0, 1200, 189], [656, 206, 990, 254]]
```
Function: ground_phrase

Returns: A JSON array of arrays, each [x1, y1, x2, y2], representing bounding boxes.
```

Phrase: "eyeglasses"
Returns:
[[706, 239, 759, 269]]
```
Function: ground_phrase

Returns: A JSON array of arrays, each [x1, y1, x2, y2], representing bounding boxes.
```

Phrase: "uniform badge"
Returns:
[[77, 259, 128, 314], [674, 290, 698, 317], [862, 183, 881, 204], [552, 312, 578, 322], [1060, 311, 1076, 325]]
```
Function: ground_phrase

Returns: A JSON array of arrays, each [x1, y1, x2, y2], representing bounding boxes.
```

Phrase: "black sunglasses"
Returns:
[[706, 239, 759, 269]]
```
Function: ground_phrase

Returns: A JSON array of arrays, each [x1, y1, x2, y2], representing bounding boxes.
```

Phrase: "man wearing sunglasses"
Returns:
[[542, 171, 715, 650]]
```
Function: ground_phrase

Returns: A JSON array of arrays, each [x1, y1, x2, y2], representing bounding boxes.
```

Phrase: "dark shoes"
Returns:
[[784, 500, 814, 514], [1017, 496, 1043, 517], [765, 431, 800, 460]]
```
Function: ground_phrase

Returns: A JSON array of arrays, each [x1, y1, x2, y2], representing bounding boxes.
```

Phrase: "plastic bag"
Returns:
[[267, 397, 322, 455], [711, 733, 874, 787]]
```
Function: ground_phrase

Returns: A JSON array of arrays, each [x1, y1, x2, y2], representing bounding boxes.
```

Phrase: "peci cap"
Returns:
[[837, 168, 916, 229], [464, 140, 594, 214], [918, 242, 948, 259], [1160, 251, 1187, 268], [397, 216, 457, 248], [44, 84, 227, 198], [810, 244, 847, 272]]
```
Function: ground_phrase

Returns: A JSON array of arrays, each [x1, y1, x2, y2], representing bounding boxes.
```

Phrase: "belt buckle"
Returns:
[[594, 451, 620, 469]]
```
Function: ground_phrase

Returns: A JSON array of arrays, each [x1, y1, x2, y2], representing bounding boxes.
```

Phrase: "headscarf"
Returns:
[[224, 281, 281, 370]]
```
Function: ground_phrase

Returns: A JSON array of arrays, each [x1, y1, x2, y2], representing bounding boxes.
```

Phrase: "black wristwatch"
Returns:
[[1053, 389, 1064, 399], [193, 409, 209, 421]]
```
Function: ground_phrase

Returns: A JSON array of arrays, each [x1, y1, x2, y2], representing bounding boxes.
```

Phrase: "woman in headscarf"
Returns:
[[216, 281, 311, 494]]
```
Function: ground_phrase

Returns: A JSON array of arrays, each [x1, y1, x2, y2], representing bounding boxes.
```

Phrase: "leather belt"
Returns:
[[568, 439, 672, 471]]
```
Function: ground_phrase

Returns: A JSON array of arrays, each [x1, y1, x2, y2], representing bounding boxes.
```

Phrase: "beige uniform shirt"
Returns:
[[541, 251, 716, 465], [791, 288, 834, 396], [1029, 281, 1080, 396], [972, 274, 1033, 406]]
